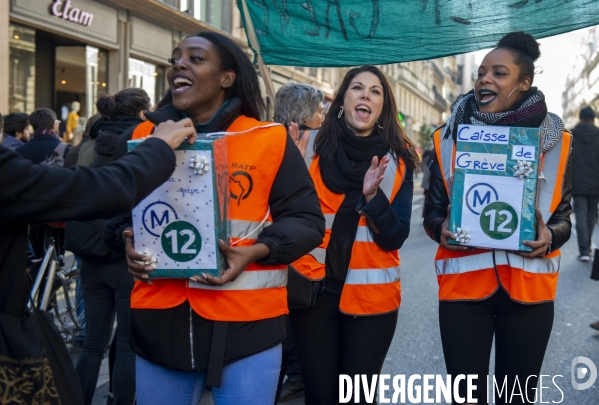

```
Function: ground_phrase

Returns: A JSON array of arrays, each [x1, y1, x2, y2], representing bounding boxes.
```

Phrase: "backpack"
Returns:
[[64, 132, 123, 263], [40, 142, 69, 167]]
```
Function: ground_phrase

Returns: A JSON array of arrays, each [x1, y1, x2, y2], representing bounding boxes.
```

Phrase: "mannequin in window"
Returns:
[[66, 101, 80, 143]]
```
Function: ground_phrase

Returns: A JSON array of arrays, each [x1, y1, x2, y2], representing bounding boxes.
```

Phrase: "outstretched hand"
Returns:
[[363, 156, 389, 202], [152, 119, 196, 149]]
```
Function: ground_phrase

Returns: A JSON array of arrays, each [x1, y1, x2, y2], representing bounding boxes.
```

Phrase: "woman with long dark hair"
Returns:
[[74, 88, 151, 405], [113, 32, 324, 405], [424, 32, 572, 404], [290, 65, 419, 404]]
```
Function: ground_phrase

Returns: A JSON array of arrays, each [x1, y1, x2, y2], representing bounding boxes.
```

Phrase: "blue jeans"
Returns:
[[75, 258, 135, 405], [136, 344, 282, 405]]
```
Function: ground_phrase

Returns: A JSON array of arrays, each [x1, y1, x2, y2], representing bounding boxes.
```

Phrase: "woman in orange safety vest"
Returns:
[[423, 32, 572, 404], [289, 65, 420, 404], [113, 32, 324, 405]]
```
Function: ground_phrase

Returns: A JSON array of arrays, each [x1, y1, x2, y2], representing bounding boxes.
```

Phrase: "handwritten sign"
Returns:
[[449, 124, 541, 251], [455, 152, 506, 172], [457, 125, 509, 144]]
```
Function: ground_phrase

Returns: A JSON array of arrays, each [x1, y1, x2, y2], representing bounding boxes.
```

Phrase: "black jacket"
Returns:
[[109, 102, 325, 373], [423, 135, 572, 253], [571, 121, 599, 196], [0, 139, 176, 318], [16, 133, 71, 164]]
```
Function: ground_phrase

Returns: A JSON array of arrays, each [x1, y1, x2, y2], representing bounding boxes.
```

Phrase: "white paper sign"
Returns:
[[511, 145, 536, 161], [132, 149, 218, 270], [460, 173, 524, 250], [457, 125, 509, 144], [454, 152, 507, 172]]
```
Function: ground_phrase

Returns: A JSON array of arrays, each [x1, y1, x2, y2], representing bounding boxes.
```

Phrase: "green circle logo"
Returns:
[[160, 220, 202, 262], [480, 202, 518, 240]]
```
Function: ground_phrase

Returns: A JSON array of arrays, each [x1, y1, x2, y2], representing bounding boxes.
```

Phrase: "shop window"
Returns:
[[9, 23, 36, 113], [55, 46, 107, 120], [128, 58, 167, 107]]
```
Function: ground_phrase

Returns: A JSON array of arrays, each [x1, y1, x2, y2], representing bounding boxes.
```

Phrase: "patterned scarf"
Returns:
[[443, 88, 564, 153]]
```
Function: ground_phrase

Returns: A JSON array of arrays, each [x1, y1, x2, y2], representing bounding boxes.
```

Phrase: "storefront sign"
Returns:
[[51, 0, 93, 27]]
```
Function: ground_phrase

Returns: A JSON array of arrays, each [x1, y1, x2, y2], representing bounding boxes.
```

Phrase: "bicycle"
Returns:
[[28, 225, 83, 344]]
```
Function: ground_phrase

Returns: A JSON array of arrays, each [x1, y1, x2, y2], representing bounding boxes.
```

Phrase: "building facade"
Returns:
[[562, 27, 599, 128], [1, 0, 466, 144]]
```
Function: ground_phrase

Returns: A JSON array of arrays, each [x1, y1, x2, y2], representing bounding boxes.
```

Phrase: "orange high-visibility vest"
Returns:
[[432, 126, 571, 303], [129, 115, 289, 322], [292, 139, 406, 316]]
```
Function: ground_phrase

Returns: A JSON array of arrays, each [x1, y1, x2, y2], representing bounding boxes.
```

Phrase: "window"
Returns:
[[8, 24, 36, 113], [128, 58, 167, 106]]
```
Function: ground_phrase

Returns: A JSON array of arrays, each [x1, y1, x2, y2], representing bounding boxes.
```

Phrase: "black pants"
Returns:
[[573, 195, 599, 256], [439, 288, 554, 405], [290, 290, 397, 405]]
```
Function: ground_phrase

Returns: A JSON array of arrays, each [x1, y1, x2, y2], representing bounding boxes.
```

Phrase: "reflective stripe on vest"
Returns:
[[294, 135, 406, 315], [130, 116, 290, 322], [432, 127, 570, 303]]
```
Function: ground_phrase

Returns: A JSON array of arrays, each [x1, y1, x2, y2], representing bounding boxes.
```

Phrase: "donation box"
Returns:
[[128, 135, 229, 278], [448, 124, 541, 252]]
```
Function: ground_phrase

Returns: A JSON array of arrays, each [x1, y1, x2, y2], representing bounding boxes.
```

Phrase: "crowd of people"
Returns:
[[0, 29, 594, 405]]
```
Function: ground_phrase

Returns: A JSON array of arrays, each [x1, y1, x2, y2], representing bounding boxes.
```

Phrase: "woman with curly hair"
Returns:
[[424, 32, 572, 404]]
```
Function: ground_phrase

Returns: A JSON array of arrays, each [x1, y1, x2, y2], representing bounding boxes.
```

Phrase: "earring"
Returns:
[[377, 121, 383, 129], [337, 107, 344, 119]]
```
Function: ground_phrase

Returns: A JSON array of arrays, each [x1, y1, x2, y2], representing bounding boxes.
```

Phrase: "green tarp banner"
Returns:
[[238, 0, 599, 67]]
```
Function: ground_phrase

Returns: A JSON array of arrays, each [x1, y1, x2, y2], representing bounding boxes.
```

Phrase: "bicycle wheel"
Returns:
[[48, 267, 83, 343]]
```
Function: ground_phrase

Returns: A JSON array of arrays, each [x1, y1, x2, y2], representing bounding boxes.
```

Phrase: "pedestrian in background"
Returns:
[[424, 32, 572, 404], [16, 108, 70, 164], [274, 80, 325, 158], [272, 81, 325, 403], [72, 88, 151, 405], [571, 106, 599, 262], [290, 65, 419, 404], [116, 32, 324, 405], [1, 112, 32, 149]]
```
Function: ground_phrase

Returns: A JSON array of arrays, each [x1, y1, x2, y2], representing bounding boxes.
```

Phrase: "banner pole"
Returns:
[[240, 0, 276, 104]]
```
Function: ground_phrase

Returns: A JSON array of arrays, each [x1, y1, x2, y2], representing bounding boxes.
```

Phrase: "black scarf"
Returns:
[[89, 115, 145, 139], [319, 121, 389, 194], [319, 122, 389, 284]]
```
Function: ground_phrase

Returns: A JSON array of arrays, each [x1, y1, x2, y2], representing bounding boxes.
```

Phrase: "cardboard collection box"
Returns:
[[129, 135, 229, 278], [448, 124, 542, 252]]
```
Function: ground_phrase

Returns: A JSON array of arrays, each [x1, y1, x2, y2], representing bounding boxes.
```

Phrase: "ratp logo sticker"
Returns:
[[571, 356, 597, 390]]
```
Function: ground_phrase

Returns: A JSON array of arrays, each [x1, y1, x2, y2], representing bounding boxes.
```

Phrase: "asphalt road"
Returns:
[[88, 182, 599, 404]]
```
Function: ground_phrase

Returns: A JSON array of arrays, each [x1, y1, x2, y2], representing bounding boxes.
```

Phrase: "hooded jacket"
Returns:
[[571, 121, 599, 196]]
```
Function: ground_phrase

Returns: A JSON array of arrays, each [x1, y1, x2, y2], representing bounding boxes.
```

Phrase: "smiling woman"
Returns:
[[289, 65, 420, 404], [109, 32, 325, 405], [424, 32, 572, 405]]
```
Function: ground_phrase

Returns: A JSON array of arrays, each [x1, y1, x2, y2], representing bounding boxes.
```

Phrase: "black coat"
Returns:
[[571, 121, 599, 196], [16, 134, 71, 164], [109, 102, 325, 373], [423, 137, 573, 253], [0, 139, 176, 318]]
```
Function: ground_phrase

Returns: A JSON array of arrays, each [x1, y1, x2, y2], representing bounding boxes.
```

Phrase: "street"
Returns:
[[88, 183, 599, 404]]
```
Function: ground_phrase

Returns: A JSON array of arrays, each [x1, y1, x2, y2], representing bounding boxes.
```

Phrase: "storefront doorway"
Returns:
[[55, 45, 107, 139], [8, 22, 108, 139]]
